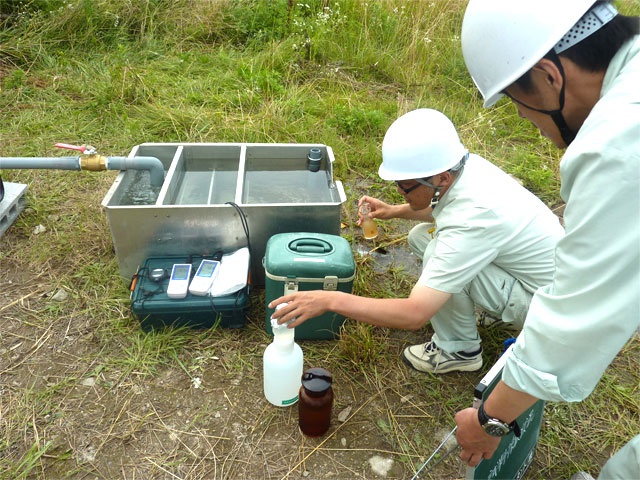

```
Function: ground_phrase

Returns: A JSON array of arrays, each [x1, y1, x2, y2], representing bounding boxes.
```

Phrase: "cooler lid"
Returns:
[[264, 232, 356, 280]]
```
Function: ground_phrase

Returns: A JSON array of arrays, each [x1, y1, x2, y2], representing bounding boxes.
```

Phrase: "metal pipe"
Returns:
[[0, 155, 165, 187]]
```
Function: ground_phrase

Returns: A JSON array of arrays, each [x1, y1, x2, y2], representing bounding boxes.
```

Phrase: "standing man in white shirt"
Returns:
[[455, 2, 640, 478]]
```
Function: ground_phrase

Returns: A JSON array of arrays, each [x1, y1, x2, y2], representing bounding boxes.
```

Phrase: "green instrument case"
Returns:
[[131, 255, 249, 331]]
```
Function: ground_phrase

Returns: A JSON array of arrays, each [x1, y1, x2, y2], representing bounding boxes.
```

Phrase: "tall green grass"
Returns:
[[1, 0, 553, 187]]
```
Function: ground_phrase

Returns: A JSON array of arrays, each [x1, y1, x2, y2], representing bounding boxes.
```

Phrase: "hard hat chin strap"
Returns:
[[537, 53, 576, 145], [415, 178, 441, 208], [549, 110, 576, 146], [504, 53, 576, 146], [416, 154, 467, 209]]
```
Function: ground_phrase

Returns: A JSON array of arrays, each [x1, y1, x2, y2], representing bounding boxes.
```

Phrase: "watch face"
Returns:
[[482, 421, 511, 437]]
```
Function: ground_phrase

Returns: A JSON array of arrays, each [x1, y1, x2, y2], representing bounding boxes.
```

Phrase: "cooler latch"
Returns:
[[323, 276, 338, 291], [284, 280, 299, 294]]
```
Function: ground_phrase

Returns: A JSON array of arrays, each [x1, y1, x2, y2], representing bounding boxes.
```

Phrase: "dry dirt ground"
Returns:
[[2, 223, 481, 480], [3, 189, 623, 480]]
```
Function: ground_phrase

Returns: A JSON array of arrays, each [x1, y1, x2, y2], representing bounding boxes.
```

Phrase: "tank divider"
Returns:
[[157, 146, 183, 205], [207, 169, 216, 205], [235, 145, 247, 205]]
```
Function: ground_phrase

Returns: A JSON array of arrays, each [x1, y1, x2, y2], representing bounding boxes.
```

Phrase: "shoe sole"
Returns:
[[401, 350, 483, 374]]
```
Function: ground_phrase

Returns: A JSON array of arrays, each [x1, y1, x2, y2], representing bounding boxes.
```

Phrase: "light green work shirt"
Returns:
[[503, 35, 640, 402], [417, 154, 564, 294]]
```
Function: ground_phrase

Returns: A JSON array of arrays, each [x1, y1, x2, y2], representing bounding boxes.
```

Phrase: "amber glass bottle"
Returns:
[[298, 368, 333, 437]]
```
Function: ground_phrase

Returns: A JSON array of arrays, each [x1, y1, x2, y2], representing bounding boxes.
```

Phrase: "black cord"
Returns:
[[225, 201, 252, 255], [233, 288, 244, 308], [207, 283, 247, 327], [140, 286, 164, 300]]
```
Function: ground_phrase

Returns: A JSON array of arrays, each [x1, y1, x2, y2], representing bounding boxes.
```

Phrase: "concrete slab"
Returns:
[[0, 181, 28, 237]]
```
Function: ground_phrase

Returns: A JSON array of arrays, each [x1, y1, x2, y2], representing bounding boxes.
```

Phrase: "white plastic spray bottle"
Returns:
[[263, 303, 304, 406]]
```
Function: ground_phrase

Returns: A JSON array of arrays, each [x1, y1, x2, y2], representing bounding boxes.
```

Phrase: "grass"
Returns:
[[1, 0, 639, 479]]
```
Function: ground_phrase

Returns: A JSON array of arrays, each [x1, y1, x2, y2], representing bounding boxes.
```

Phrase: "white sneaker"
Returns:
[[402, 341, 483, 374]]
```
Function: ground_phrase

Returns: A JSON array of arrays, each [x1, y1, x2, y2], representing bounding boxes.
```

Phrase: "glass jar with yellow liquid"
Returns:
[[359, 202, 378, 240]]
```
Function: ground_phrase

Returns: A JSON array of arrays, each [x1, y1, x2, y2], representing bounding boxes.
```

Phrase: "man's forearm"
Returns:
[[327, 292, 431, 331], [392, 203, 433, 221], [483, 380, 539, 422]]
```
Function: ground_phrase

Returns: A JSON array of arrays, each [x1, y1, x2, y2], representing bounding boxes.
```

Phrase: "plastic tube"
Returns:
[[0, 157, 82, 170], [106, 157, 164, 187]]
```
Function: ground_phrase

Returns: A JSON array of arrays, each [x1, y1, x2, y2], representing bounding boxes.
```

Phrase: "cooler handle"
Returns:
[[288, 238, 333, 254]]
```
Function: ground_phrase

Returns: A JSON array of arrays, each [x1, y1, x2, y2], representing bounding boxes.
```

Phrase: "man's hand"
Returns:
[[358, 195, 393, 222], [454, 407, 501, 467], [268, 291, 333, 328], [455, 381, 539, 466]]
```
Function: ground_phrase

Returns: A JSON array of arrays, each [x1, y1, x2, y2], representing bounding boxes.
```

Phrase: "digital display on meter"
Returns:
[[198, 262, 216, 277], [189, 260, 221, 296], [171, 265, 190, 280], [167, 264, 192, 299]]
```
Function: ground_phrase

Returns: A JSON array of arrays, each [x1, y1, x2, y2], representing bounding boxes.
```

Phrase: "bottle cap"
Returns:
[[271, 302, 296, 329], [301, 367, 332, 393], [270, 317, 284, 330]]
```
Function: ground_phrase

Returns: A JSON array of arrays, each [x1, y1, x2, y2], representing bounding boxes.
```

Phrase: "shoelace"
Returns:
[[423, 342, 444, 371], [423, 342, 440, 355], [477, 311, 491, 328]]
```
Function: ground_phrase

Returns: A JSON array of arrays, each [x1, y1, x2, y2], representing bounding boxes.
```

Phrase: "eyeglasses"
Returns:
[[396, 177, 437, 195], [395, 181, 422, 195]]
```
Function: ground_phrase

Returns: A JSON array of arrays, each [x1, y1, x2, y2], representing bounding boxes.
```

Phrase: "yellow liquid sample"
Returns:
[[362, 218, 378, 240]]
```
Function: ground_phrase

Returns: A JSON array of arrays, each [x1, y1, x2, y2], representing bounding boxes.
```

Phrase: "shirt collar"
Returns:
[[601, 35, 640, 98]]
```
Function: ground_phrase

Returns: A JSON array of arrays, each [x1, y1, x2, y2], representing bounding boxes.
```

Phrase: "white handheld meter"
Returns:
[[189, 259, 220, 296], [167, 264, 192, 299]]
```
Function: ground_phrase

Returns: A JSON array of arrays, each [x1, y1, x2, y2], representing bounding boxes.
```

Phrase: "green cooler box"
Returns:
[[130, 255, 249, 332], [264, 232, 356, 340]]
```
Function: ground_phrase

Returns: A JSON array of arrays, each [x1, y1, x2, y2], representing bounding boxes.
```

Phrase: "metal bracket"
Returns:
[[323, 276, 339, 291], [284, 280, 299, 295]]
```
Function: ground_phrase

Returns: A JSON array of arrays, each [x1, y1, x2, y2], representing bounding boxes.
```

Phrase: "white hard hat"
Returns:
[[378, 109, 467, 181], [461, 0, 615, 107]]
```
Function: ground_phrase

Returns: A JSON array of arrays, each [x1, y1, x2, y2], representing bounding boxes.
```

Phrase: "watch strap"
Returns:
[[478, 403, 521, 438]]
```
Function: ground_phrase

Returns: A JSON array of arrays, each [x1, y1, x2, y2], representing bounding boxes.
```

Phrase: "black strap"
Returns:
[[478, 402, 521, 438], [0, 174, 4, 203]]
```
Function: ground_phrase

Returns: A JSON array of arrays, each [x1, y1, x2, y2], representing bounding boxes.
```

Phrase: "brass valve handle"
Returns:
[[54, 143, 106, 171]]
